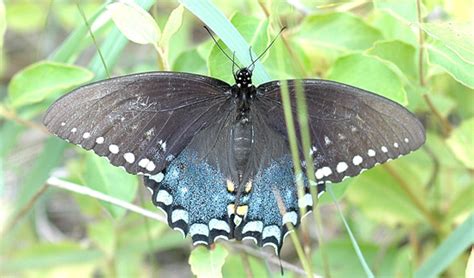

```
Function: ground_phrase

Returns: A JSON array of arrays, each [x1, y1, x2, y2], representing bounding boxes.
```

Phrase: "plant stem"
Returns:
[[46, 177, 167, 223], [0, 105, 49, 133], [1, 184, 49, 237], [415, 0, 453, 136]]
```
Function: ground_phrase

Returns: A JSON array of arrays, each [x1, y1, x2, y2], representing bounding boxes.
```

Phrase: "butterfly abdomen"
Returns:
[[231, 121, 253, 178]]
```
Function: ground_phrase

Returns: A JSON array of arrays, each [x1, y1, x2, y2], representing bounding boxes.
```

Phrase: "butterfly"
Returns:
[[43, 29, 425, 254]]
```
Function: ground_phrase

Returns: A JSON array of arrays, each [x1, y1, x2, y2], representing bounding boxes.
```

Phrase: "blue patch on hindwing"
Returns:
[[145, 149, 235, 244]]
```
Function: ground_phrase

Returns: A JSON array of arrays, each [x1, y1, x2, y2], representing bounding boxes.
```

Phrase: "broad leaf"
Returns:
[[297, 12, 383, 53], [446, 117, 474, 169], [8, 61, 93, 107], [159, 5, 184, 50], [107, 1, 160, 46], [327, 53, 407, 104], [189, 245, 228, 278]]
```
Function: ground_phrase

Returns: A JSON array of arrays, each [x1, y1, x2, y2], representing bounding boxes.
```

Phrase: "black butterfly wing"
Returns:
[[256, 79, 425, 184], [43, 72, 232, 175]]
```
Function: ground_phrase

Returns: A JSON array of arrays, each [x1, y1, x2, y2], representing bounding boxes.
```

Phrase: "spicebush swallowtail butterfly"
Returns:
[[43, 33, 425, 254]]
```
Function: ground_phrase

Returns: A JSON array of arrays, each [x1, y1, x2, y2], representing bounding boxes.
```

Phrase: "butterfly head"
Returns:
[[235, 68, 253, 88]]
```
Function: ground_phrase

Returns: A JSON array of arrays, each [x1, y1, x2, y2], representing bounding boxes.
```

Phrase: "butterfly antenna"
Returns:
[[248, 26, 287, 71], [232, 51, 237, 78], [203, 26, 240, 70]]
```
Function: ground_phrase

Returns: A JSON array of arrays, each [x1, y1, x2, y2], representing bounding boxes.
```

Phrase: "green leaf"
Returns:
[[173, 49, 207, 74], [159, 5, 184, 50], [368, 40, 418, 81], [346, 163, 425, 226], [426, 39, 474, 89], [446, 117, 474, 169], [415, 213, 474, 278], [319, 179, 351, 204], [87, 220, 116, 257], [327, 53, 407, 104], [222, 254, 268, 277], [423, 22, 474, 64], [189, 245, 228, 278], [297, 12, 383, 53], [81, 153, 138, 218], [107, 1, 160, 46], [88, 0, 155, 80], [371, 12, 417, 46], [373, 0, 418, 24], [446, 184, 474, 224], [180, 0, 270, 84], [8, 61, 94, 107], [208, 12, 268, 83]]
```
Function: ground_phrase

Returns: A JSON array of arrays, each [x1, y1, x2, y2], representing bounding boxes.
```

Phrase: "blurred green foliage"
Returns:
[[0, 0, 473, 277]]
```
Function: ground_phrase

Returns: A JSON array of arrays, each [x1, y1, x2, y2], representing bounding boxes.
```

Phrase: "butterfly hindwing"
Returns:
[[43, 72, 232, 175], [256, 79, 426, 184]]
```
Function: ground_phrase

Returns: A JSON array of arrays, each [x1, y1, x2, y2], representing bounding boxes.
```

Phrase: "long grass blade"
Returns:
[[415, 213, 474, 278], [327, 186, 374, 278], [179, 0, 270, 84]]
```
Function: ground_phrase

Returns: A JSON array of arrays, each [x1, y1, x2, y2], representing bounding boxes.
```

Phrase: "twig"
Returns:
[[1, 184, 49, 236], [383, 165, 443, 234], [47, 176, 319, 276], [415, 0, 453, 136], [0, 105, 49, 134], [46, 177, 166, 223], [227, 243, 323, 278], [416, 0, 425, 87]]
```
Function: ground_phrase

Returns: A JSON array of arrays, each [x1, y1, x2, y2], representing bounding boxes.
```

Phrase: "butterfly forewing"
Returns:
[[43, 72, 232, 175], [256, 79, 425, 184]]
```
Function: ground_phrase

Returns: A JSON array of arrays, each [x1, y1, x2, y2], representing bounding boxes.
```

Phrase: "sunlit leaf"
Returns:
[[159, 5, 184, 50], [372, 11, 417, 46], [446, 117, 474, 169], [427, 44, 474, 89], [106, 1, 160, 46], [346, 161, 426, 226], [189, 245, 228, 278], [373, 0, 419, 23], [327, 53, 407, 104], [297, 12, 383, 53], [368, 40, 418, 81], [423, 22, 474, 64], [424, 23, 474, 88], [8, 61, 93, 107]]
